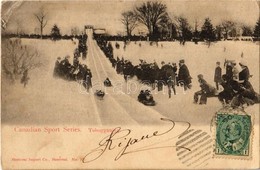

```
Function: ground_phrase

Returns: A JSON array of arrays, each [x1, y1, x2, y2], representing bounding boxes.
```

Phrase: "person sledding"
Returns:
[[138, 90, 156, 106], [95, 90, 105, 100], [104, 78, 112, 87], [194, 74, 217, 105], [230, 61, 259, 107], [218, 74, 235, 106]]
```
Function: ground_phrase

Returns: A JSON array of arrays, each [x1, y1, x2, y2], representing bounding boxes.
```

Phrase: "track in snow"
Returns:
[[84, 29, 168, 125]]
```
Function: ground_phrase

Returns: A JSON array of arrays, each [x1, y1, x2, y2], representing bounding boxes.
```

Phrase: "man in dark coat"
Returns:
[[225, 60, 233, 82], [214, 61, 222, 90], [167, 76, 175, 98], [86, 68, 92, 87], [123, 61, 134, 82], [53, 57, 61, 77], [82, 65, 92, 90], [194, 74, 217, 104], [236, 61, 256, 103], [178, 59, 192, 91], [218, 74, 235, 105], [238, 61, 252, 90], [60, 55, 72, 79]]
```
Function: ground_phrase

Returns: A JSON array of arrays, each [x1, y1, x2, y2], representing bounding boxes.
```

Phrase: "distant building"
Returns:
[[84, 25, 106, 35], [235, 36, 253, 41], [85, 25, 94, 29], [93, 28, 106, 35]]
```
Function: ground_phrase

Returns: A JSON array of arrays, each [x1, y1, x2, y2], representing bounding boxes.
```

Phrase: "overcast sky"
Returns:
[[2, 0, 259, 35]]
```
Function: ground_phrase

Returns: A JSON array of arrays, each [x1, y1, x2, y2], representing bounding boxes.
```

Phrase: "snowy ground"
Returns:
[[2, 39, 100, 125], [2, 36, 259, 126]]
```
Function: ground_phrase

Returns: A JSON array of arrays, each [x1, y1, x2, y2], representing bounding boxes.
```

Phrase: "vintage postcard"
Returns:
[[1, 0, 259, 169]]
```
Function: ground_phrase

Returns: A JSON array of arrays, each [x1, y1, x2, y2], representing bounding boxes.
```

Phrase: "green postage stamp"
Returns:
[[214, 108, 253, 159]]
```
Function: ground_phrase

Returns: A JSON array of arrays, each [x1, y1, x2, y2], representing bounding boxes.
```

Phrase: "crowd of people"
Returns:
[[96, 38, 193, 101], [78, 33, 88, 59], [96, 39, 260, 108], [53, 34, 93, 91], [218, 60, 259, 107], [193, 60, 259, 107], [52, 36, 259, 108]]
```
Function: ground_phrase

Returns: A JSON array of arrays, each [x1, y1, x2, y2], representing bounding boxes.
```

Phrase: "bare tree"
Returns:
[[173, 16, 193, 42], [34, 7, 48, 39], [221, 20, 236, 40], [15, 19, 24, 35], [253, 18, 260, 39], [215, 25, 223, 40], [241, 25, 253, 36], [135, 1, 168, 38], [71, 27, 80, 36], [2, 39, 44, 82], [121, 11, 138, 37]]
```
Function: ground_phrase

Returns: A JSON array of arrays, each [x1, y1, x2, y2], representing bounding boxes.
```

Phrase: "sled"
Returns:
[[141, 100, 156, 106], [199, 94, 207, 104], [95, 91, 105, 100], [138, 99, 156, 106], [230, 96, 257, 108], [104, 82, 112, 87]]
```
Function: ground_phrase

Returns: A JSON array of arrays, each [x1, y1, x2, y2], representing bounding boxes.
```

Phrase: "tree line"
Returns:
[[2, 2, 260, 42], [121, 1, 260, 41], [2, 7, 82, 41]]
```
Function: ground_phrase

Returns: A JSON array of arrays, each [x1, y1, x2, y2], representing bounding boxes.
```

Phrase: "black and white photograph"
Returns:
[[1, 0, 259, 169]]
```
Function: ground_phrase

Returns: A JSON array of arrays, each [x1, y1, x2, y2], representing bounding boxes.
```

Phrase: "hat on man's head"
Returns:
[[179, 59, 185, 63], [197, 74, 203, 79], [57, 57, 61, 60], [216, 61, 220, 65]]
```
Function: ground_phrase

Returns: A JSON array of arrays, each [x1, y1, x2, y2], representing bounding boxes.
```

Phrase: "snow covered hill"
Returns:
[[2, 38, 259, 126]]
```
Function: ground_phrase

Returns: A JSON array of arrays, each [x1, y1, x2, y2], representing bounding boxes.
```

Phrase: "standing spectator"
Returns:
[[60, 55, 72, 78], [237, 61, 256, 100], [84, 75, 91, 92], [167, 76, 175, 98], [53, 57, 61, 77], [85, 66, 92, 87], [214, 61, 222, 90], [83, 65, 92, 91], [238, 61, 251, 88], [225, 60, 233, 82], [178, 59, 192, 91]]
